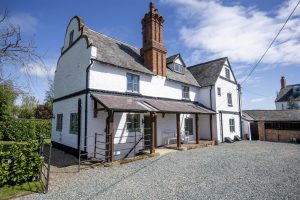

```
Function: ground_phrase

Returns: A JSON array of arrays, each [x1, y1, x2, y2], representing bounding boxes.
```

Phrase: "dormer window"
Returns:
[[69, 30, 74, 46], [225, 68, 230, 79], [174, 63, 183, 73]]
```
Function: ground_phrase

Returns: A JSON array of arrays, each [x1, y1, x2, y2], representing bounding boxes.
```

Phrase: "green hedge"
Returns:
[[0, 141, 43, 187], [0, 120, 51, 141]]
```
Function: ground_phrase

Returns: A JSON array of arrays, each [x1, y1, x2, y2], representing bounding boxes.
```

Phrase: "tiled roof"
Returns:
[[275, 84, 300, 102], [91, 92, 215, 114], [188, 57, 227, 87], [84, 27, 200, 87], [243, 110, 300, 122]]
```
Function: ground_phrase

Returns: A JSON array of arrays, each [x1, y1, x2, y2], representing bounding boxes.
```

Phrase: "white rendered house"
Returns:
[[275, 76, 300, 110], [52, 2, 241, 161]]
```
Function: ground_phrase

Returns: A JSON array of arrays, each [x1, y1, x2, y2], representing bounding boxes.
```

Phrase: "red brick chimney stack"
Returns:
[[281, 76, 286, 89], [141, 2, 167, 77]]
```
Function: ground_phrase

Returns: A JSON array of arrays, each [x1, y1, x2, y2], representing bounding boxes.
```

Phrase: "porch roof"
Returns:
[[91, 93, 215, 114]]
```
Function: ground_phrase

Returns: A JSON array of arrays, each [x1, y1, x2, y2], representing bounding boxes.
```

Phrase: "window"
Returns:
[[184, 118, 193, 135], [182, 85, 190, 99], [126, 114, 140, 131], [174, 63, 183, 73], [225, 68, 230, 79], [69, 30, 74, 46], [227, 93, 233, 106], [70, 113, 78, 134], [217, 87, 221, 96], [56, 114, 63, 131], [229, 118, 235, 132], [127, 73, 139, 93]]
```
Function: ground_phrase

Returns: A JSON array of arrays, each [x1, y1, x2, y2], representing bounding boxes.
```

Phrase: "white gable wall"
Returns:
[[54, 38, 92, 98]]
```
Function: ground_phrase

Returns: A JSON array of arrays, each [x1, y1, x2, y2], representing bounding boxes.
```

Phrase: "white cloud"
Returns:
[[161, 0, 300, 66], [7, 13, 38, 33], [20, 60, 56, 78], [250, 97, 266, 103]]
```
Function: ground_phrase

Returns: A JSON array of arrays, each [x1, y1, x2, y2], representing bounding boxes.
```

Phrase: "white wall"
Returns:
[[241, 119, 251, 140], [89, 62, 199, 102], [62, 17, 82, 52], [51, 94, 86, 149], [219, 113, 240, 140]]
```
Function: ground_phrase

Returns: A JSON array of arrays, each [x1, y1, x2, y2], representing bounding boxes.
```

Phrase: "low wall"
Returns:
[[265, 129, 300, 142]]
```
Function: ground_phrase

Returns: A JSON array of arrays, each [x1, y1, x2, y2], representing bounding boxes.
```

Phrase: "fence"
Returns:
[[38, 135, 52, 193], [78, 128, 151, 171]]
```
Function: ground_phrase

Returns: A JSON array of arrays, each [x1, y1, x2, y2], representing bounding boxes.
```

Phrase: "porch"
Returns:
[[90, 92, 216, 162]]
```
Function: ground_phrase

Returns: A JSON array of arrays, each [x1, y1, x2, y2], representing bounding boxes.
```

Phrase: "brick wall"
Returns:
[[265, 129, 300, 142]]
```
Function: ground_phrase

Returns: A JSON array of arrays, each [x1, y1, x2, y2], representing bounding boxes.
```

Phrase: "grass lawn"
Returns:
[[0, 181, 43, 200]]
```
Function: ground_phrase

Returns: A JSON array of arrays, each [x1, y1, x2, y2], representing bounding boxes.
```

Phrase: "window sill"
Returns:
[[228, 105, 233, 107]]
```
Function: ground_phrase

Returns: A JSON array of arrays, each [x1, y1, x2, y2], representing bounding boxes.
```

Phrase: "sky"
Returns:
[[1, 0, 300, 109]]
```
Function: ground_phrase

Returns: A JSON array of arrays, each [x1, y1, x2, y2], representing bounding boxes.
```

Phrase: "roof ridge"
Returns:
[[188, 57, 227, 69], [86, 27, 141, 51]]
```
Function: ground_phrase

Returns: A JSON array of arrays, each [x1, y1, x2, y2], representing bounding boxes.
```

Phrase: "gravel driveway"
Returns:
[[19, 141, 300, 200]]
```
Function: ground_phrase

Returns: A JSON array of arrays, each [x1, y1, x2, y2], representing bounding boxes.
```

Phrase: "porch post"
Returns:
[[106, 110, 114, 162], [210, 114, 213, 140], [195, 113, 199, 144], [176, 113, 181, 148], [150, 112, 155, 154]]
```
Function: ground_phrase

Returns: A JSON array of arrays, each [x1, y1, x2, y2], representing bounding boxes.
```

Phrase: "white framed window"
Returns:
[[69, 30, 74, 46], [217, 87, 221, 96], [182, 85, 190, 99], [184, 118, 193, 135], [127, 73, 139, 93], [126, 114, 140, 132], [70, 113, 78, 134], [229, 118, 235, 132], [225, 68, 230, 79], [56, 114, 63, 131], [227, 93, 233, 106], [174, 63, 183, 73]]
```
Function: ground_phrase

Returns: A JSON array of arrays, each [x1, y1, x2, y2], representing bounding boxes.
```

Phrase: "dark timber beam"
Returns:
[[176, 113, 181, 148], [106, 110, 114, 162], [150, 112, 155, 154], [210, 114, 213, 140], [195, 113, 199, 144]]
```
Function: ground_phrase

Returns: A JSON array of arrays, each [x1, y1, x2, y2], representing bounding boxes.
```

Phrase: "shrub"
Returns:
[[0, 141, 43, 187], [0, 119, 51, 141]]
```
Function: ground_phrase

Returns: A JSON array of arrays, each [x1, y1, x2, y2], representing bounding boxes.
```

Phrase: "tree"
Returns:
[[44, 80, 54, 112], [287, 97, 299, 109], [18, 95, 38, 119], [0, 80, 18, 120], [0, 10, 44, 83]]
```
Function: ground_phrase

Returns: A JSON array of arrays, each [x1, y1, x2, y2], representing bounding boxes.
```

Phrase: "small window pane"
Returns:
[[70, 113, 78, 134], [225, 68, 230, 79], [56, 114, 63, 131], [229, 119, 235, 132], [227, 93, 233, 106], [182, 86, 190, 99], [126, 114, 140, 131], [127, 73, 139, 93], [69, 30, 74, 46], [217, 88, 221, 96]]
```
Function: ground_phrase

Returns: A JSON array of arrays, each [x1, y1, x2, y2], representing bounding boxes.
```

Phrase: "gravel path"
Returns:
[[19, 141, 300, 200]]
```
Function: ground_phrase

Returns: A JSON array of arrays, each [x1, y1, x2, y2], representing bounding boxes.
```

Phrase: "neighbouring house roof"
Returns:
[[91, 92, 215, 114], [243, 110, 300, 122], [275, 84, 300, 102], [84, 28, 199, 87], [188, 57, 228, 87], [242, 112, 254, 121]]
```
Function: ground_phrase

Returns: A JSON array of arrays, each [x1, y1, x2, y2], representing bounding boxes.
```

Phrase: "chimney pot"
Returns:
[[281, 76, 286, 89]]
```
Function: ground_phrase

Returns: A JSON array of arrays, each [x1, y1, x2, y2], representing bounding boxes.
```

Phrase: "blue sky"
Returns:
[[2, 0, 300, 109]]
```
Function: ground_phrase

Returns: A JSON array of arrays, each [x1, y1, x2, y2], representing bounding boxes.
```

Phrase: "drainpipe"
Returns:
[[209, 85, 213, 140], [238, 84, 242, 139], [84, 60, 94, 152], [220, 111, 224, 142]]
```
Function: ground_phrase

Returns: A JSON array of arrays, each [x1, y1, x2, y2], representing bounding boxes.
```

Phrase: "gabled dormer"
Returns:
[[167, 53, 187, 74]]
